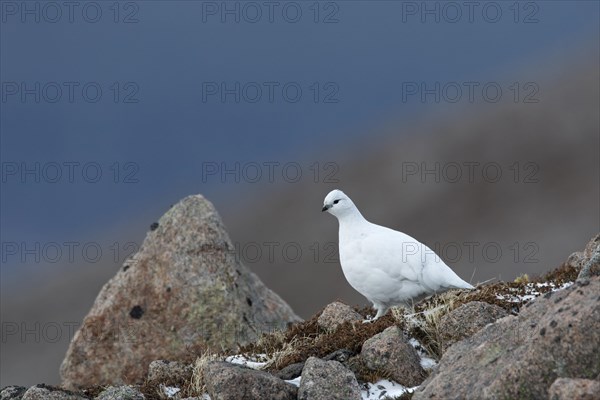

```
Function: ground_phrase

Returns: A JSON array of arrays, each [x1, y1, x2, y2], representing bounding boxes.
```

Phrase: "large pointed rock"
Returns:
[[60, 194, 300, 389]]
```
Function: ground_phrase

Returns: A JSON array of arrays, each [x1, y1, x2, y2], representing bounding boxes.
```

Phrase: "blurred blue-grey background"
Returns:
[[1, 0, 599, 387]]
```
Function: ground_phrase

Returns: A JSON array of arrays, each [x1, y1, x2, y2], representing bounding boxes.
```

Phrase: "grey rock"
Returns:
[[361, 326, 426, 387], [323, 349, 354, 363], [567, 234, 600, 279], [147, 360, 192, 386], [95, 386, 145, 400], [275, 362, 305, 380], [317, 302, 362, 331], [298, 357, 361, 400], [0, 386, 27, 400], [204, 361, 297, 400], [414, 277, 600, 400], [439, 301, 508, 351], [21, 385, 86, 400], [577, 234, 600, 280], [60, 194, 301, 388], [578, 252, 600, 280], [548, 378, 600, 400]]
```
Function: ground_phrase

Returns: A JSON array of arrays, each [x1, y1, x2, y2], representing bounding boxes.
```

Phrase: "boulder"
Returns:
[[0, 386, 27, 400], [60, 194, 300, 389], [576, 234, 600, 279], [317, 302, 362, 331], [323, 349, 354, 363], [548, 378, 600, 400], [413, 277, 600, 400], [21, 385, 86, 400], [567, 234, 600, 279], [360, 326, 426, 387], [95, 386, 145, 400], [147, 360, 193, 386], [438, 301, 508, 351], [275, 349, 355, 380], [204, 361, 297, 400], [298, 357, 361, 400], [275, 362, 305, 380]]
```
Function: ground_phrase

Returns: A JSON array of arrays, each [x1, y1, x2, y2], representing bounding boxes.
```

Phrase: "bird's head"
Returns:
[[322, 189, 356, 217]]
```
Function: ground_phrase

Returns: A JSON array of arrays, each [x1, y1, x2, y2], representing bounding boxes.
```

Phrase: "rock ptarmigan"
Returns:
[[322, 189, 474, 320]]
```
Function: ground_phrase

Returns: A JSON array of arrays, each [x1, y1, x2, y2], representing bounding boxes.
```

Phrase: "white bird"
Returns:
[[322, 189, 474, 320]]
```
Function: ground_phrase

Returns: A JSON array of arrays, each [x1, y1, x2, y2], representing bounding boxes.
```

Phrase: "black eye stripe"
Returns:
[[333, 199, 340, 204]]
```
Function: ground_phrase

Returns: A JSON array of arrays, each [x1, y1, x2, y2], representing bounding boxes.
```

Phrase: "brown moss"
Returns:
[[279, 317, 395, 368], [137, 381, 163, 400], [240, 304, 401, 379], [347, 354, 397, 383], [537, 262, 580, 284]]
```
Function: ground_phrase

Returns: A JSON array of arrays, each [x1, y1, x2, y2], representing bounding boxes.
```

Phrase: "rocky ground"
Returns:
[[2, 195, 598, 400]]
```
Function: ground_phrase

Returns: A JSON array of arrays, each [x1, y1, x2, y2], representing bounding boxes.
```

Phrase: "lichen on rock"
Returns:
[[60, 194, 300, 389]]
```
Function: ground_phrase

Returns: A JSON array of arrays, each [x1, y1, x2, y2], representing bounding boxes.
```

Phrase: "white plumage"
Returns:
[[322, 189, 474, 320]]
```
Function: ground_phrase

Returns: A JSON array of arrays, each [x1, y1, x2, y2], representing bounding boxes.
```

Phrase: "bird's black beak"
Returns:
[[322, 204, 331, 212]]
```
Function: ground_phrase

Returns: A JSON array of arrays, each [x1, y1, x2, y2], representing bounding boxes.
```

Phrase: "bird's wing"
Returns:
[[355, 224, 425, 282], [357, 223, 473, 291], [420, 244, 474, 290]]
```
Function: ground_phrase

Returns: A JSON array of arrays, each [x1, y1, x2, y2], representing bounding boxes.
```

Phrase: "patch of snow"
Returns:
[[518, 294, 538, 302], [409, 338, 438, 370], [361, 379, 416, 399], [225, 354, 268, 370], [201, 394, 211, 400], [285, 376, 301, 387], [160, 385, 180, 398], [556, 282, 574, 290], [496, 281, 574, 303], [418, 355, 437, 370]]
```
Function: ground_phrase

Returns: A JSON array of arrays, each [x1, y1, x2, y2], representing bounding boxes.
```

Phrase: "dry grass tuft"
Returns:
[[239, 304, 400, 379], [514, 274, 530, 284], [188, 350, 224, 396], [406, 291, 460, 359]]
